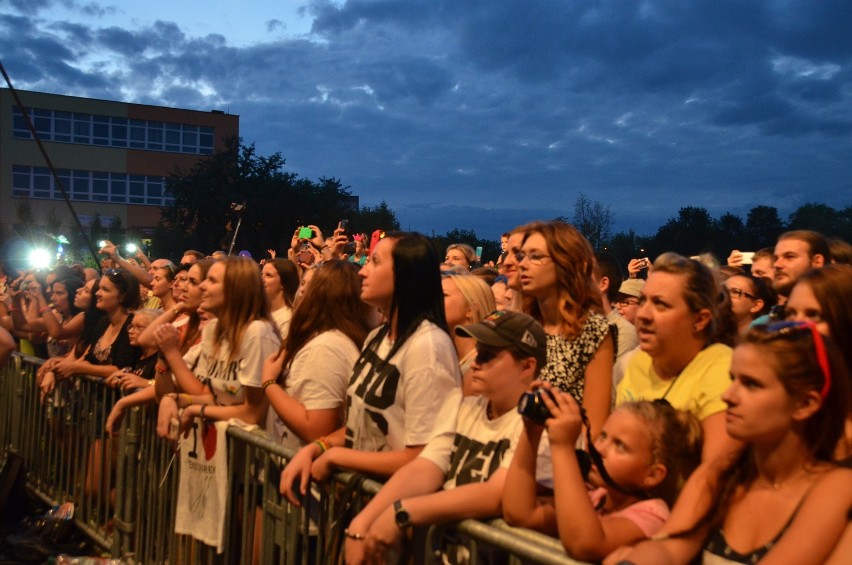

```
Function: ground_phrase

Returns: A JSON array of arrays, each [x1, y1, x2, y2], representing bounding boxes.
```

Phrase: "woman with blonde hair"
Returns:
[[442, 272, 496, 395], [518, 220, 614, 437]]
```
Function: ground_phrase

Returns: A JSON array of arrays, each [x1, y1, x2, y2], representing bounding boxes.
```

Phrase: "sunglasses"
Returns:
[[474, 344, 506, 365], [764, 320, 832, 400]]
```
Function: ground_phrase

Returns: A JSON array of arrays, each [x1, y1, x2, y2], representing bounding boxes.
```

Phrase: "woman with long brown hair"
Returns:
[[262, 260, 372, 449], [518, 220, 614, 437]]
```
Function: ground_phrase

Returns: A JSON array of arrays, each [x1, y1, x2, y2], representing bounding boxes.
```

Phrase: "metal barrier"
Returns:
[[1, 353, 585, 564]]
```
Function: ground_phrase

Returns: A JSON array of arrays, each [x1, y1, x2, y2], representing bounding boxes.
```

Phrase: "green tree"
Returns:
[[744, 205, 784, 250], [156, 136, 362, 258], [650, 207, 716, 256], [349, 201, 401, 235], [787, 203, 843, 236]]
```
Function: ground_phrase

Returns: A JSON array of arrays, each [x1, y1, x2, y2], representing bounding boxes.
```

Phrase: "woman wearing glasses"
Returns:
[[724, 274, 775, 334], [517, 220, 614, 437], [605, 322, 852, 565]]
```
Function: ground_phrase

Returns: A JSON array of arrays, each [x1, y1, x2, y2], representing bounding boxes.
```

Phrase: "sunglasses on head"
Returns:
[[764, 320, 832, 400]]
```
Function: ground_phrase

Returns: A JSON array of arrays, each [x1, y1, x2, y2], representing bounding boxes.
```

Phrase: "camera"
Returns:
[[517, 388, 556, 426], [343, 241, 357, 255]]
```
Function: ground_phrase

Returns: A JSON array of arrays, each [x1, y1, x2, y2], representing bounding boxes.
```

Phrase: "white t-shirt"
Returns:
[[195, 319, 281, 406], [267, 330, 360, 451], [419, 396, 522, 490], [271, 306, 293, 340], [345, 321, 461, 452]]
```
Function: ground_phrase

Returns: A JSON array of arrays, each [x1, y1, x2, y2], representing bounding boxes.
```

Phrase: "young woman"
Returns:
[[51, 269, 142, 380], [605, 322, 852, 565], [518, 220, 614, 437], [504, 388, 702, 562], [785, 264, 852, 459], [261, 258, 300, 339], [442, 272, 496, 396], [616, 253, 739, 461], [724, 274, 774, 334], [346, 310, 547, 563], [261, 260, 371, 451], [149, 264, 177, 312], [156, 257, 279, 427], [445, 243, 477, 270], [279, 232, 461, 503], [26, 275, 85, 358]]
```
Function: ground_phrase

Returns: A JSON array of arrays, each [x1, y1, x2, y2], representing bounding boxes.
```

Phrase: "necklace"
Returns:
[[757, 467, 810, 490]]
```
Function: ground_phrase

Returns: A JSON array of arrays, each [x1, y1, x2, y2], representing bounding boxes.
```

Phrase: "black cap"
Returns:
[[455, 310, 547, 371]]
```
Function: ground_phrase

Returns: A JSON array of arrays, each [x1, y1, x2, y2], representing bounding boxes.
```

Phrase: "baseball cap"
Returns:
[[455, 310, 547, 370]]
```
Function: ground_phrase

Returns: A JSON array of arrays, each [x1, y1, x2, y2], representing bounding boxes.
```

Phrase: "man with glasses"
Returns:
[[613, 279, 644, 326]]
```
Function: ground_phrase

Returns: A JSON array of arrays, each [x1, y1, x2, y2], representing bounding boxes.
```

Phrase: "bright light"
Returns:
[[125, 243, 138, 253], [98, 240, 107, 248], [29, 248, 52, 270]]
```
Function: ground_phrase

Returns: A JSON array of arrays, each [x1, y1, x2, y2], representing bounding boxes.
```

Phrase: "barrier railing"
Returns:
[[1, 353, 585, 564]]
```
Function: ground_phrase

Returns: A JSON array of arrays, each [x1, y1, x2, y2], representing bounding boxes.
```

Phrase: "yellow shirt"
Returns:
[[615, 343, 732, 421]]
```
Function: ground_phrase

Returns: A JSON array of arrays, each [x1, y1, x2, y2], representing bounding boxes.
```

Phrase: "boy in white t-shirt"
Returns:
[[343, 310, 547, 563]]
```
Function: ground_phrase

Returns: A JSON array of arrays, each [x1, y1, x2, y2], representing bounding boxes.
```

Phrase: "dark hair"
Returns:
[[281, 261, 371, 382], [796, 265, 852, 371], [267, 258, 300, 309], [828, 237, 852, 265], [372, 232, 448, 359], [595, 253, 623, 304], [53, 276, 85, 317], [182, 249, 205, 260], [470, 266, 499, 287], [778, 230, 831, 263], [75, 279, 106, 357], [101, 269, 141, 310]]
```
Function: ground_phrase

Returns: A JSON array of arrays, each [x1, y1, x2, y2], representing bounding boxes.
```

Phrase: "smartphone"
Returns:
[[298, 227, 313, 240], [740, 252, 755, 265], [475, 246, 483, 261], [339, 219, 349, 235]]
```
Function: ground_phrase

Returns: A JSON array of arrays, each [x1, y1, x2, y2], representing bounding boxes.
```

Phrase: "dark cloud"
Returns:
[[3, 0, 851, 239]]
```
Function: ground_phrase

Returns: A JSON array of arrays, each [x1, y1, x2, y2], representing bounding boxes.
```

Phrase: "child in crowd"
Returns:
[[606, 321, 851, 564], [344, 310, 547, 564], [504, 385, 702, 562]]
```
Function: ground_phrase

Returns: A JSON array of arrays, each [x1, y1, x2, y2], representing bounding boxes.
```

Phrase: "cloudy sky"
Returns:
[[3, 0, 851, 239]]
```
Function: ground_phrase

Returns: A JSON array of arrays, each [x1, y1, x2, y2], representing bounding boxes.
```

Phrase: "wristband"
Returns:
[[164, 392, 178, 401], [171, 306, 181, 316], [155, 363, 168, 374], [343, 529, 365, 541], [261, 380, 278, 392], [199, 404, 207, 420], [314, 436, 332, 453]]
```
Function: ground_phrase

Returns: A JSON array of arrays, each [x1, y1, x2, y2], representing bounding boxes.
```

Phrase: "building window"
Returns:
[[10, 165, 172, 207], [12, 106, 216, 155]]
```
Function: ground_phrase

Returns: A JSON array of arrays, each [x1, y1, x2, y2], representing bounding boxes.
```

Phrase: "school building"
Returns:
[[0, 88, 239, 245]]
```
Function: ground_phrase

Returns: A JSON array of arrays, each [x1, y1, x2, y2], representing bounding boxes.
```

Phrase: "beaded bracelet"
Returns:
[[261, 380, 278, 392], [343, 529, 365, 541]]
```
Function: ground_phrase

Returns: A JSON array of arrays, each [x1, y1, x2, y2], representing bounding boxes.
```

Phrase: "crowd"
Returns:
[[0, 221, 850, 564]]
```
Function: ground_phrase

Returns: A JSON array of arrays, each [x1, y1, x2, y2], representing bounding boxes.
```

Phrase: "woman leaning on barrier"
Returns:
[[155, 257, 279, 429], [279, 232, 462, 502], [262, 260, 372, 452]]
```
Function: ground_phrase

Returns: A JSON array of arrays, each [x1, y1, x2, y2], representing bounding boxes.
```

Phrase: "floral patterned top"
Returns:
[[539, 312, 613, 402]]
